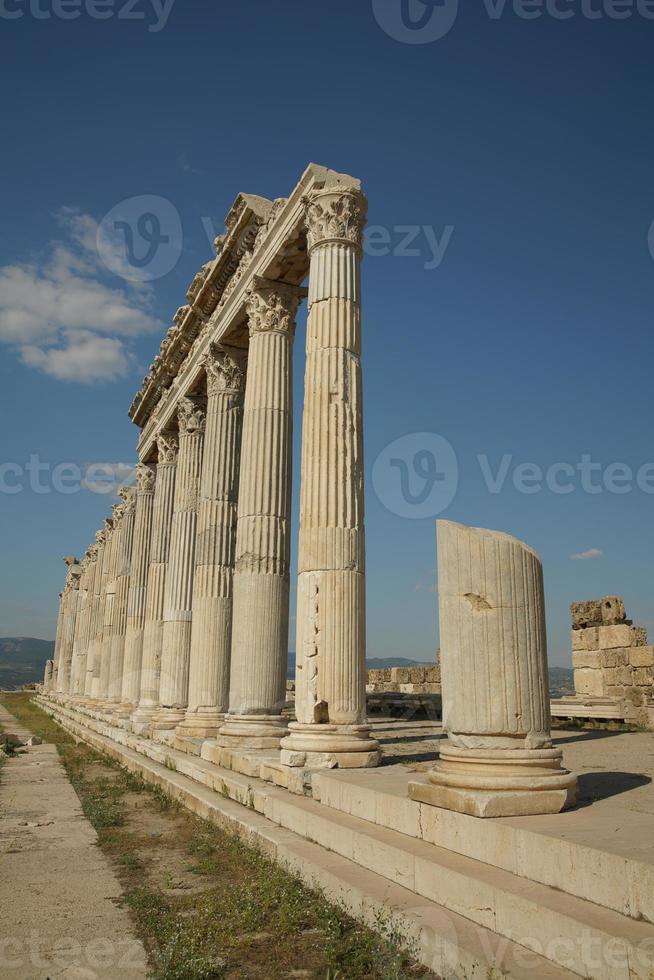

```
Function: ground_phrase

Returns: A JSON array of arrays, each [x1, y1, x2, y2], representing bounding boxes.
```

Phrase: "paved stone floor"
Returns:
[[0, 705, 147, 979], [372, 718, 654, 862]]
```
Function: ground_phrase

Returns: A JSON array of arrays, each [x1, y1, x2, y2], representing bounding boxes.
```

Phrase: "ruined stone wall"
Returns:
[[571, 597, 654, 726], [366, 665, 441, 695]]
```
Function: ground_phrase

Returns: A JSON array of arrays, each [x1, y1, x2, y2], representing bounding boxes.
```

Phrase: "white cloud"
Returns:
[[81, 462, 137, 494], [0, 208, 164, 382], [571, 548, 604, 561]]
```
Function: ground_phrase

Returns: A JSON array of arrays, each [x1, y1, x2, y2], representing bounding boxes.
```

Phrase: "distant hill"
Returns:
[[549, 666, 575, 698], [0, 638, 54, 690]]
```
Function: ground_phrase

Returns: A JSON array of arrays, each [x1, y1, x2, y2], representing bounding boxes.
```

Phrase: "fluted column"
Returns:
[[43, 660, 54, 691], [71, 548, 97, 697], [83, 529, 107, 701], [90, 520, 112, 700], [281, 187, 379, 767], [98, 507, 122, 703], [51, 592, 65, 694], [152, 399, 205, 732], [117, 464, 156, 716], [107, 487, 136, 707], [131, 433, 178, 733], [177, 345, 246, 739], [218, 279, 305, 748], [56, 557, 82, 696], [408, 520, 577, 817]]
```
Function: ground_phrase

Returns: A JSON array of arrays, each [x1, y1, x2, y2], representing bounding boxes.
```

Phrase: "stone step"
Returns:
[[310, 766, 654, 926], [37, 699, 577, 980], [40, 700, 654, 979]]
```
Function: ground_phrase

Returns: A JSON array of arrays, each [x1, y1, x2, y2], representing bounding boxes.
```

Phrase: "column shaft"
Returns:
[[219, 279, 304, 748], [119, 465, 156, 713], [282, 187, 379, 766], [178, 345, 245, 738], [153, 400, 205, 731]]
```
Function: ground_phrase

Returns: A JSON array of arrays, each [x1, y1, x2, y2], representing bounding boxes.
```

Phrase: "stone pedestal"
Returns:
[[152, 401, 205, 733], [218, 280, 305, 749], [409, 520, 577, 818], [176, 345, 245, 740], [131, 434, 178, 734], [281, 187, 379, 768], [117, 465, 155, 718]]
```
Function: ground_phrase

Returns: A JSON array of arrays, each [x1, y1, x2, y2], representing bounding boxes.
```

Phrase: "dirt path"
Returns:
[[0, 703, 148, 979]]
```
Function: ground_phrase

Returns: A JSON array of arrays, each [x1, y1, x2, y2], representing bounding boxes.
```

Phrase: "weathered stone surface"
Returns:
[[571, 596, 625, 628], [415, 521, 577, 817]]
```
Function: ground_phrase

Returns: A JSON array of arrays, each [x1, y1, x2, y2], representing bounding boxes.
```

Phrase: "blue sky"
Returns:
[[1, 0, 654, 666]]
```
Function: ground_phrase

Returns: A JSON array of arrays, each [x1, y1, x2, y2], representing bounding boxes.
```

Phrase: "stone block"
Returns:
[[623, 687, 645, 706], [582, 627, 600, 650], [606, 685, 626, 698], [572, 650, 601, 669], [632, 667, 654, 686], [617, 666, 635, 686], [424, 666, 441, 682], [390, 668, 410, 684], [571, 630, 586, 652], [630, 647, 654, 668], [597, 625, 641, 649], [599, 649, 629, 669], [571, 596, 625, 628], [574, 668, 607, 697]]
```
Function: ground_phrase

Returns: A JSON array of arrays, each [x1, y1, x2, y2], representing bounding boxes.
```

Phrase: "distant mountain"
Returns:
[[0, 638, 54, 689], [287, 652, 434, 678], [549, 666, 575, 698]]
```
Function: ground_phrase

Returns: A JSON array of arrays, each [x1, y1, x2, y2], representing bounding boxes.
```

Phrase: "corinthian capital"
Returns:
[[157, 430, 178, 464], [204, 343, 246, 397], [135, 462, 156, 494], [304, 188, 367, 253], [95, 529, 107, 546], [177, 396, 206, 436], [118, 485, 137, 516], [245, 277, 307, 338]]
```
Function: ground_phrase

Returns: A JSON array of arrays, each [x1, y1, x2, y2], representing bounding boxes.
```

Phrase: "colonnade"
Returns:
[[44, 178, 380, 769]]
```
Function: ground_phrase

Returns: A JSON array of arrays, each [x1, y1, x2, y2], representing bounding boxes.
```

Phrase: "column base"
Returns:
[[151, 707, 186, 732], [216, 714, 288, 749], [408, 744, 578, 818], [175, 710, 225, 740], [280, 722, 381, 769], [130, 703, 158, 735]]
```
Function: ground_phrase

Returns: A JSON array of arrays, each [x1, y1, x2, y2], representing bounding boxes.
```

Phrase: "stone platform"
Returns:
[[37, 697, 654, 979]]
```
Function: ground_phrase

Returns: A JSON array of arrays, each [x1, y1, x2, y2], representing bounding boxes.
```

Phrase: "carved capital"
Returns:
[[304, 188, 367, 253], [95, 529, 107, 546], [63, 555, 77, 567], [86, 544, 98, 562], [103, 518, 114, 534], [118, 485, 136, 516], [204, 343, 246, 397], [178, 396, 206, 436], [135, 462, 156, 494], [156, 431, 179, 464], [245, 277, 307, 338]]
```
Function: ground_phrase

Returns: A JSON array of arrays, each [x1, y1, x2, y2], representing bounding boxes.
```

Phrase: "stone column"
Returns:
[[131, 433, 178, 733], [152, 399, 205, 732], [117, 464, 156, 716], [218, 279, 305, 748], [409, 520, 578, 817], [98, 507, 122, 703], [90, 521, 112, 701], [107, 487, 136, 707], [56, 557, 82, 696], [177, 345, 245, 739], [51, 592, 65, 694], [281, 187, 379, 768], [71, 548, 97, 697], [83, 529, 107, 701], [43, 660, 54, 691]]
